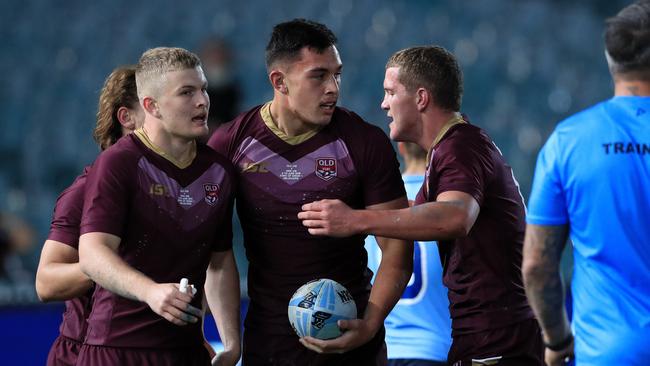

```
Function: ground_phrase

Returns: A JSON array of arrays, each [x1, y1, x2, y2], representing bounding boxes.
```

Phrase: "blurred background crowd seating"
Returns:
[[0, 0, 631, 362]]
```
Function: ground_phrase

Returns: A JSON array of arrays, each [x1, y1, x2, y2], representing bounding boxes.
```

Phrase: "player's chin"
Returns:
[[311, 114, 333, 126], [388, 124, 401, 141], [189, 121, 209, 136]]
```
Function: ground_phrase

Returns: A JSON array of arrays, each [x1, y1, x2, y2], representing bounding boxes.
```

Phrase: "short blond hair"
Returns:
[[135, 47, 202, 98]]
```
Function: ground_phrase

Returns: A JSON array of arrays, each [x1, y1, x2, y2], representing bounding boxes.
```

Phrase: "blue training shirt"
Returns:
[[365, 174, 452, 362], [527, 96, 650, 365]]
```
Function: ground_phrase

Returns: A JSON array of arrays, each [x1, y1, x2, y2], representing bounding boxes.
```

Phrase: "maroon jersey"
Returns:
[[46, 167, 94, 362], [79, 133, 235, 348], [415, 121, 532, 336], [208, 103, 405, 335]]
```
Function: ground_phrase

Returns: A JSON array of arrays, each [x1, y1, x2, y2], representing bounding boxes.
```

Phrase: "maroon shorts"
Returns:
[[448, 318, 544, 366], [47, 335, 82, 366], [243, 326, 387, 366], [76, 343, 211, 366]]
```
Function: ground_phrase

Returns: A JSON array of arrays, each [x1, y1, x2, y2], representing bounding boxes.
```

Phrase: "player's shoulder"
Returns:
[[217, 105, 264, 135], [331, 106, 388, 139], [197, 143, 237, 177], [208, 105, 264, 149], [440, 121, 490, 151], [53, 168, 89, 211], [99, 134, 142, 160], [58, 167, 90, 200], [90, 134, 142, 176]]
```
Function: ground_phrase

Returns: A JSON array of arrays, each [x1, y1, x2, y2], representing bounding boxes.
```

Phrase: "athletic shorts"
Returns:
[[76, 343, 211, 366], [47, 335, 82, 366], [242, 326, 387, 366], [448, 318, 543, 366]]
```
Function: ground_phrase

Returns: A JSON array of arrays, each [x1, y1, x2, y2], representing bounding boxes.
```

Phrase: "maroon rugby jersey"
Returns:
[[47, 167, 93, 343], [415, 121, 533, 336], [80, 133, 235, 348], [208, 103, 405, 335]]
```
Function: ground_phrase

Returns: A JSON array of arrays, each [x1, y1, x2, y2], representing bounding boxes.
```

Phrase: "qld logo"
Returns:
[[315, 157, 337, 181], [203, 183, 220, 206]]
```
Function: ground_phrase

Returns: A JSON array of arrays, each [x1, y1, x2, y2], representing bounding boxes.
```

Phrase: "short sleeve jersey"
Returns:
[[79, 133, 235, 348], [208, 104, 405, 335], [527, 96, 650, 365], [46, 167, 93, 343], [415, 121, 532, 336]]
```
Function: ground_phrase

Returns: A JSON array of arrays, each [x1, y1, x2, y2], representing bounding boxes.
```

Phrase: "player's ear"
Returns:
[[116, 106, 136, 130], [415, 88, 429, 112], [142, 96, 161, 118], [269, 70, 288, 94]]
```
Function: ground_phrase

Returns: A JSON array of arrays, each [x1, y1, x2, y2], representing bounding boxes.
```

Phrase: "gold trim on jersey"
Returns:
[[260, 102, 320, 145], [426, 113, 466, 163], [134, 128, 196, 169]]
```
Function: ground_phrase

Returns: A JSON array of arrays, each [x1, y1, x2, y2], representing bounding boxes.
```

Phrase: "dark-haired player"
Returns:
[[299, 46, 543, 365], [35, 65, 143, 366], [208, 19, 412, 366], [523, 1, 650, 365], [77, 47, 240, 365]]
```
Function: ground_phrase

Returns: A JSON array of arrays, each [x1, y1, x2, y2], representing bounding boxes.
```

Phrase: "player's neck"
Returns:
[[421, 109, 462, 149], [270, 99, 320, 137], [614, 80, 650, 96], [139, 122, 197, 168]]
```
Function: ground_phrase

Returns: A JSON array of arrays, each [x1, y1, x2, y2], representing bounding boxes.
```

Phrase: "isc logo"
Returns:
[[149, 184, 168, 196]]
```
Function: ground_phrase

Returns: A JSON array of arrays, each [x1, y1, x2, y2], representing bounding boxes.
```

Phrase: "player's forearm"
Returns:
[[36, 262, 93, 301], [522, 224, 571, 343], [79, 233, 155, 302], [365, 237, 413, 332], [358, 201, 468, 241], [205, 251, 241, 355]]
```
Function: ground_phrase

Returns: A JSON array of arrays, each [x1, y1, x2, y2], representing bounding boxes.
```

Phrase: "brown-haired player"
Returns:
[[36, 65, 143, 366], [300, 46, 543, 365]]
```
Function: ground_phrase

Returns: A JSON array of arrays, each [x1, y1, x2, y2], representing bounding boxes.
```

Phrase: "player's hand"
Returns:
[[298, 318, 376, 354], [298, 199, 357, 237], [211, 347, 241, 366], [143, 283, 201, 326], [545, 339, 574, 366]]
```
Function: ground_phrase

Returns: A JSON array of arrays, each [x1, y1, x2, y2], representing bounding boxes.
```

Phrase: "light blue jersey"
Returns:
[[527, 96, 650, 365], [365, 175, 451, 362]]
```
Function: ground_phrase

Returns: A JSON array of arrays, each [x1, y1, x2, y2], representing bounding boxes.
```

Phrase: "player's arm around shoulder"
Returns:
[[205, 249, 241, 366], [36, 240, 92, 301], [299, 191, 479, 241], [300, 196, 413, 355]]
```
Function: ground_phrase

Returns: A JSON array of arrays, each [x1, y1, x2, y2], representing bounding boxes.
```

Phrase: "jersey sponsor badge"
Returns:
[[315, 157, 337, 181], [203, 183, 220, 205]]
